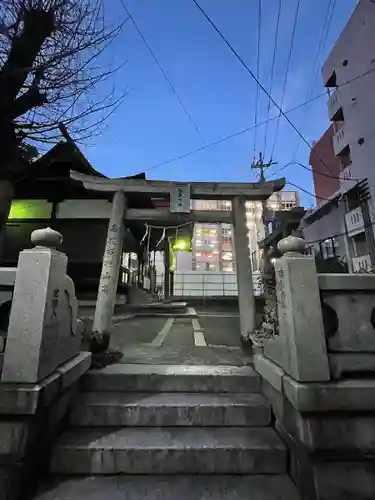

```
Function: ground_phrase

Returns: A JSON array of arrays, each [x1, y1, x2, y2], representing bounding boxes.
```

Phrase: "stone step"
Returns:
[[83, 364, 260, 393], [51, 427, 286, 475], [35, 475, 301, 500], [70, 392, 271, 427]]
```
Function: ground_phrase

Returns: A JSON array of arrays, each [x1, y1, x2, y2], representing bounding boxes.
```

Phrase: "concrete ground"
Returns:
[[107, 306, 252, 367]]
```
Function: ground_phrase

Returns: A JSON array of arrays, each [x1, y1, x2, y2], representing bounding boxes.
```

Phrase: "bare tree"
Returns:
[[0, 0, 127, 190]]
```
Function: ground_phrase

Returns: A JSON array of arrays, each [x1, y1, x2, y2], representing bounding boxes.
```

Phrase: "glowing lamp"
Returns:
[[173, 238, 190, 251]]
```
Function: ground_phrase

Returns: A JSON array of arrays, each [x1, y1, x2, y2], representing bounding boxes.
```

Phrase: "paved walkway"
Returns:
[[108, 308, 252, 367]]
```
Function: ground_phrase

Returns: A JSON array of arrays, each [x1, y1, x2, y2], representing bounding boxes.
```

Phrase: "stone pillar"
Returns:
[[164, 242, 170, 300], [264, 235, 330, 381], [232, 195, 256, 339], [1, 228, 83, 383], [93, 191, 126, 339], [136, 252, 141, 286], [170, 271, 174, 297]]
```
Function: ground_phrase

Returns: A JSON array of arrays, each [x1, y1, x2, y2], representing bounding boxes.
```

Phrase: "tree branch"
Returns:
[[13, 85, 47, 117], [0, 7, 55, 103]]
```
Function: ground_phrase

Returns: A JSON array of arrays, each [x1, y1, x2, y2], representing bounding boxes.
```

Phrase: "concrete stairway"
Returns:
[[35, 364, 301, 499]]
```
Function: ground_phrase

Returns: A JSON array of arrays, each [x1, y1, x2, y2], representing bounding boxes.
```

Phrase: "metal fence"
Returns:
[[156, 271, 264, 297]]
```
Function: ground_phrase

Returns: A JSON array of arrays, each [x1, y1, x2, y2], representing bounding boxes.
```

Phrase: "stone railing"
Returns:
[[1, 227, 85, 382], [0, 228, 90, 500], [319, 272, 375, 378], [254, 235, 375, 500]]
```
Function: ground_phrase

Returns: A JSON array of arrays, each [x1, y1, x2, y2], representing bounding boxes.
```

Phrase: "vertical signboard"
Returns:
[[170, 184, 191, 213]]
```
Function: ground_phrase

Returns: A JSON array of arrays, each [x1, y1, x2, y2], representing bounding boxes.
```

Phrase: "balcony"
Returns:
[[345, 207, 364, 236], [339, 165, 357, 195], [328, 88, 343, 121], [333, 124, 348, 156], [352, 254, 372, 273]]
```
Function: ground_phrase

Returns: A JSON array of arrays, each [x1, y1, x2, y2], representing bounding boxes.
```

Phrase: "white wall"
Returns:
[[154, 250, 193, 275]]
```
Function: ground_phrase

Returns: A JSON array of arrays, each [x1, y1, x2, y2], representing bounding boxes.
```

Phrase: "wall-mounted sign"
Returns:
[[170, 184, 191, 213]]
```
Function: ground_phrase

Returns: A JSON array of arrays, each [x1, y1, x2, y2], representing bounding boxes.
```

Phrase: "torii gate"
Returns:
[[70, 171, 285, 343]]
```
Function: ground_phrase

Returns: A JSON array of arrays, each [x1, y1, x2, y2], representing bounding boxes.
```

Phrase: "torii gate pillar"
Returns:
[[232, 195, 256, 339], [92, 190, 126, 346]]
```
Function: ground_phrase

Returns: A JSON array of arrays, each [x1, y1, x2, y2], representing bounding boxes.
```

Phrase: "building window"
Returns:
[[251, 250, 258, 271], [339, 146, 352, 169], [352, 233, 368, 258], [220, 201, 231, 211], [323, 239, 336, 258], [222, 236, 232, 244], [282, 202, 296, 210]]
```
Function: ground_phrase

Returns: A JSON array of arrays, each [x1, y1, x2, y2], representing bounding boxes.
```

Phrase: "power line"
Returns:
[[263, 0, 282, 156], [253, 0, 262, 158], [120, 0, 219, 173], [272, 159, 362, 181], [272, 160, 362, 181], [286, 180, 330, 201], [270, 0, 300, 159], [137, 66, 375, 176], [190, 0, 341, 179]]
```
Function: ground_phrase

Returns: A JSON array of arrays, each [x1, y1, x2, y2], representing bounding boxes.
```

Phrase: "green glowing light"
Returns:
[[8, 200, 52, 220], [173, 239, 188, 251]]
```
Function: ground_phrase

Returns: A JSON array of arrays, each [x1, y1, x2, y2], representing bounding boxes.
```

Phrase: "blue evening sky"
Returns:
[[81, 0, 357, 207]]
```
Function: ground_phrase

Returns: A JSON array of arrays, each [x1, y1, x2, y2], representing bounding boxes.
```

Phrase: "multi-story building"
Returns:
[[191, 191, 300, 273], [301, 125, 350, 265], [310, 125, 342, 204], [192, 199, 233, 272], [302, 0, 375, 272]]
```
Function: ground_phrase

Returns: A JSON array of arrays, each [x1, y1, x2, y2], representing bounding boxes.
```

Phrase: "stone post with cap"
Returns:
[[263, 235, 330, 382], [1, 227, 82, 383]]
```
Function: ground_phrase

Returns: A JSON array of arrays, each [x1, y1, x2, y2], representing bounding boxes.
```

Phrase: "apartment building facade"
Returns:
[[310, 125, 342, 204], [191, 191, 300, 273], [303, 0, 375, 272]]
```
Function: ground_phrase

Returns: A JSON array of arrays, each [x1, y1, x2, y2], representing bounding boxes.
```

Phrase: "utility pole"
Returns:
[[251, 152, 278, 237], [251, 153, 278, 236], [251, 152, 277, 183], [251, 153, 278, 294]]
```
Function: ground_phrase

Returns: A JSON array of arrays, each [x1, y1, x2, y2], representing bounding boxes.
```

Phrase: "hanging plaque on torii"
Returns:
[[170, 184, 191, 213]]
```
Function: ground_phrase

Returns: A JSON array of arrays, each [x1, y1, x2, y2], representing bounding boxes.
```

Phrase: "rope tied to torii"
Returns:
[[139, 221, 194, 252]]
